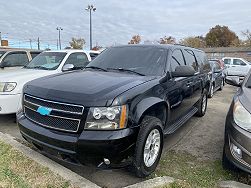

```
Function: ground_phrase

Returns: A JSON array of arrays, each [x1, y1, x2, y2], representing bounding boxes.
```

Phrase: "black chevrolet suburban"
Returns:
[[17, 45, 210, 177]]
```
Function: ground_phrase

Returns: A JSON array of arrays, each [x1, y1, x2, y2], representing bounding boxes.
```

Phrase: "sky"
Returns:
[[0, 0, 251, 49]]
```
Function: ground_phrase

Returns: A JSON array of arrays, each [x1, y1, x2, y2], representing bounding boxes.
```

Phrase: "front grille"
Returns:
[[24, 94, 84, 133]]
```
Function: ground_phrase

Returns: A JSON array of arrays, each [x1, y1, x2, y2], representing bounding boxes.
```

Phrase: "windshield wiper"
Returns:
[[85, 66, 107, 72], [32, 66, 51, 70], [107, 68, 145, 76]]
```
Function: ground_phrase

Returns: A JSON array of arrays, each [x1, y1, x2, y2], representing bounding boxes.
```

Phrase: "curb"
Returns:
[[0, 132, 100, 188], [124, 176, 175, 188], [217, 181, 251, 188]]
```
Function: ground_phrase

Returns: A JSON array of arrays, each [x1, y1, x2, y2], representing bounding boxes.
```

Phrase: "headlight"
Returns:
[[0, 82, 17, 92], [85, 105, 128, 130], [233, 100, 251, 131]]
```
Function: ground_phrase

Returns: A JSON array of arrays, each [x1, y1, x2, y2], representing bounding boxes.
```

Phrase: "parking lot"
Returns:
[[0, 84, 241, 188]]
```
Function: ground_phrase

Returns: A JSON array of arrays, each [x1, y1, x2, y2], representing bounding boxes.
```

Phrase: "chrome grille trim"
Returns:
[[24, 94, 84, 115], [23, 94, 84, 133]]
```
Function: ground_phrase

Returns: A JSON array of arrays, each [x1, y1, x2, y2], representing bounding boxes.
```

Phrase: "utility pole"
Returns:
[[37, 37, 40, 50], [0, 32, 2, 46], [85, 4, 96, 50], [56, 27, 63, 50], [56, 39, 59, 50], [29, 39, 32, 49]]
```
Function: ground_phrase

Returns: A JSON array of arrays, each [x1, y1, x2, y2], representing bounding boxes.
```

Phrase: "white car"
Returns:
[[0, 49, 42, 71], [0, 50, 92, 114], [222, 57, 251, 77]]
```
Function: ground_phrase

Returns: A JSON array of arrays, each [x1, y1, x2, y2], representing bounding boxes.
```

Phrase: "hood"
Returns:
[[0, 69, 55, 82], [239, 87, 251, 114], [24, 70, 155, 107], [0, 68, 57, 94]]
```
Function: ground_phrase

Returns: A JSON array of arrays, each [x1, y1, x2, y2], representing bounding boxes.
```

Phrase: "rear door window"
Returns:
[[183, 49, 198, 71], [224, 59, 231, 65], [2, 51, 29, 67]]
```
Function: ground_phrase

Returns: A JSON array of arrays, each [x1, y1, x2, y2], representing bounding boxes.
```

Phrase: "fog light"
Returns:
[[104, 158, 110, 165], [232, 143, 242, 158]]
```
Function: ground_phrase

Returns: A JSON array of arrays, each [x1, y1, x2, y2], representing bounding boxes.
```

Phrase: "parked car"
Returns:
[[0, 50, 91, 114], [17, 45, 211, 177], [208, 60, 225, 98], [209, 58, 225, 69], [88, 50, 101, 60], [222, 57, 251, 79], [222, 71, 251, 174], [0, 49, 42, 71]]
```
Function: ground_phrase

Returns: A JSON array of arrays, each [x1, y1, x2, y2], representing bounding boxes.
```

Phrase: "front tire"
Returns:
[[196, 89, 208, 117], [219, 80, 224, 91], [133, 116, 163, 178]]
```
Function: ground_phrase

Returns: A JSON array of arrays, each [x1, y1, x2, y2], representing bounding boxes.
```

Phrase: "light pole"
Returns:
[[85, 4, 96, 50], [56, 27, 63, 50]]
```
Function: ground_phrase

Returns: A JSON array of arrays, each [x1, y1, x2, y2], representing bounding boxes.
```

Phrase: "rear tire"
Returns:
[[195, 89, 208, 117], [133, 116, 163, 178]]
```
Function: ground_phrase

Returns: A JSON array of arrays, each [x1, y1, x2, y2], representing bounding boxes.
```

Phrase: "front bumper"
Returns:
[[18, 114, 138, 166], [0, 94, 21, 114], [224, 109, 251, 174]]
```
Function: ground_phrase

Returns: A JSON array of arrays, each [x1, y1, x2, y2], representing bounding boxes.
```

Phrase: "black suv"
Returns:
[[17, 45, 210, 177]]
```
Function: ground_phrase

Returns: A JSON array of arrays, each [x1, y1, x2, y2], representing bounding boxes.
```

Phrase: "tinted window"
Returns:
[[2, 52, 29, 67], [64, 52, 89, 69], [233, 59, 246, 66], [30, 52, 41, 59], [214, 62, 221, 70], [194, 51, 210, 72], [90, 52, 99, 60], [87, 47, 167, 76], [0, 51, 6, 58], [24, 52, 66, 70], [183, 49, 198, 71], [224, 59, 231, 65], [171, 49, 185, 72]]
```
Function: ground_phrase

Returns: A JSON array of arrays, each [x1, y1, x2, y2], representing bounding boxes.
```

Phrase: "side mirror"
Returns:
[[172, 65, 195, 77], [0, 61, 7, 68], [62, 64, 74, 72], [225, 76, 242, 87]]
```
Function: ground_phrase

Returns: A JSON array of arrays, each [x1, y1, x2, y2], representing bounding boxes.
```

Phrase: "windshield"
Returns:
[[0, 51, 6, 58], [24, 52, 66, 70], [86, 46, 166, 76]]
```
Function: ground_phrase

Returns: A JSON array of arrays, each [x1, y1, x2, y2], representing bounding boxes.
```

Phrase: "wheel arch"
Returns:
[[134, 97, 169, 127]]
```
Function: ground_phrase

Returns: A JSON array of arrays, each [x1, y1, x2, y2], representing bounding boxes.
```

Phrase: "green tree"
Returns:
[[69, 37, 86, 49], [205, 25, 239, 47], [159, 36, 176, 44], [128, 35, 141, 44], [180, 36, 206, 48]]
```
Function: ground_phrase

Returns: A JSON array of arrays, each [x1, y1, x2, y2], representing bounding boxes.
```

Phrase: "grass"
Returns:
[[152, 150, 237, 188], [0, 141, 73, 188]]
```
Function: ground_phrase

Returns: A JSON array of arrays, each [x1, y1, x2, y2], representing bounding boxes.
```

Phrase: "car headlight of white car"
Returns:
[[85, 105, 128, 130], [233, 100, 251, 131], [0, 82, 17, 92]]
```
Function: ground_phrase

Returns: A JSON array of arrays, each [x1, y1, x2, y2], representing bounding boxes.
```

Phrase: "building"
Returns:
[[202, 47, 251, 61]]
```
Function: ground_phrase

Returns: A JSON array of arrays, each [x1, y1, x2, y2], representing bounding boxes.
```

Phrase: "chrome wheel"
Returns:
[[202, 94, 207, 113], [144, 129, 161, 167]]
